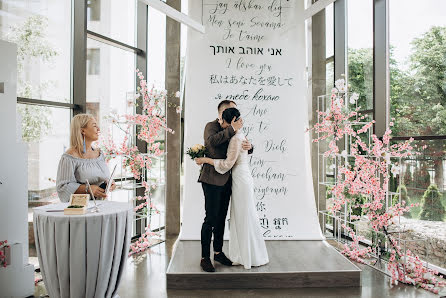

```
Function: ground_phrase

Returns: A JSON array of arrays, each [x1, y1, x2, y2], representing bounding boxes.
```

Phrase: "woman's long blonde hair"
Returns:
[[70, 114, 95, 157]]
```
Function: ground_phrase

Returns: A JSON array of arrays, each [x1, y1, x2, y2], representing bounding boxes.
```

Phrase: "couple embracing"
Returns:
[[195, 100, 269, 272]]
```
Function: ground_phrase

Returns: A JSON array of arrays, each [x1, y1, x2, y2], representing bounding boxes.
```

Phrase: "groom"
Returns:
[[198, 100, 253, 272]]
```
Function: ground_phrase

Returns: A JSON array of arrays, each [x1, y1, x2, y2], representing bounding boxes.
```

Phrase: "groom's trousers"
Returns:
[[201, 179, 232, 258]]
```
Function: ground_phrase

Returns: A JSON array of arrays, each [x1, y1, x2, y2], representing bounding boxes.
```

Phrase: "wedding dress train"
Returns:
[[214, 130, 269, 269]]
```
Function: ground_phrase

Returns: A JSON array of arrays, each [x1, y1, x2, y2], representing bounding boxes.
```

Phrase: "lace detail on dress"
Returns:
[[214, 132, 244, 174]]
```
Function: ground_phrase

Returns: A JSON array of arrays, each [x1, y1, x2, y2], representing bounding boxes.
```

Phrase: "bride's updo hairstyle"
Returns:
[[222, 107, 241, 124]]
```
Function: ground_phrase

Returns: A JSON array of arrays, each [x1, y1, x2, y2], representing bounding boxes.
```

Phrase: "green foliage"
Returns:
[[415, 164, 431, 190], [350, 194, 366, 218], [6, 15, 58, 75], [325, 185, 333, 200], [420, 184, 445, 221], [391, 27, 446, 137], [370, 230, 388, 259], [408, 196, 422, 219], [391, 27, 446, 175], [6, 15, 57, 143], [17, 105, 52, 142], [348, 48, 373, 110], [348, 27, 446, 216], [403, 167, 413, 188], [389, 174, 398, 193], [392, 185, 411, 218], [349, 26, 446, 138]]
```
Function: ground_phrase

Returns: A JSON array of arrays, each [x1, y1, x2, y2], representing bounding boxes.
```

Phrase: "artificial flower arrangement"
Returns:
[[99, 70, 176, 256], [308, 77, 445, 294]]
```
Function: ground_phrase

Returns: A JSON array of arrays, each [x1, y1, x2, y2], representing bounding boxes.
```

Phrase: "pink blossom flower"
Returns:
[[98, 70, 173, 256], [308, 83, 443, 294]]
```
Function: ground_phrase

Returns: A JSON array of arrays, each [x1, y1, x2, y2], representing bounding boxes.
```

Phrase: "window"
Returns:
[[86, 39, 135, 132], [347, 0, 373, 111], [390, 139, 446, 267], [146, 7, 167, 225], [388, 0, 446, 269], [0, 0, 72, 205], [87, 0, 136, 46], [0, 0, 160, 259], [389, 0, 446, 137], [20, 105, 71, 201], [147, 6, 166, 88], [86, 38, 136, 181], [325, 3, 334, 94], [87, 48, 100, 75], [87, 0, 101, 22], [0, 0, 72, 103]]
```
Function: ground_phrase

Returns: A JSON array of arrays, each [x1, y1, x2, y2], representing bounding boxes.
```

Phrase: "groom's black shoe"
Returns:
[[200, 258, 215, 272], [214, 252, 233, 266]]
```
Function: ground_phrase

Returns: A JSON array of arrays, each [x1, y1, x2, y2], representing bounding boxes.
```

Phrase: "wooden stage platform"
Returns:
[[166, 240, 361, 289]]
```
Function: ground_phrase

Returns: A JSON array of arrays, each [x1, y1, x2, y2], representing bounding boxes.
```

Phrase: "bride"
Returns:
[[196, 107, 269, 269]]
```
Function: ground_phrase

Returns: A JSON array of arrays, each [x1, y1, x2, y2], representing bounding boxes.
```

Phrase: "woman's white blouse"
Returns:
[[56, 152, 110, 202]]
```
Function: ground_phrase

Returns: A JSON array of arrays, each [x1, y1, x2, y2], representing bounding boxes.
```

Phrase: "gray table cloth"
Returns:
[[33, 201, 132, 298]]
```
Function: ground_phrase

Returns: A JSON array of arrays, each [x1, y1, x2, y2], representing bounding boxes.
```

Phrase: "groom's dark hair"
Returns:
[[222, 107, 240, 124], [217, 100, 236, 113]]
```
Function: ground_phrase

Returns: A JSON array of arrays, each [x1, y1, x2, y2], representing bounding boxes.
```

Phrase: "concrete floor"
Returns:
[[117, 240, 439, 298]]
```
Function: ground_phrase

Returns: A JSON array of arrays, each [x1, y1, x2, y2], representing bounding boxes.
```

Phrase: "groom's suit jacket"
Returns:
[[198, 119, 236, 186], [198, 119, 253, 186]]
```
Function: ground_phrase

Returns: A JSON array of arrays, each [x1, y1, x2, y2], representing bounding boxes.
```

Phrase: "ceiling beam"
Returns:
[[304, 0, 336, 19], [138, 0, 205, 33]]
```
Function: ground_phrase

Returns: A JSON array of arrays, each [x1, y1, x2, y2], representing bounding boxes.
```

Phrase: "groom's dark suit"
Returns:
[[198, 119, 253, 258]]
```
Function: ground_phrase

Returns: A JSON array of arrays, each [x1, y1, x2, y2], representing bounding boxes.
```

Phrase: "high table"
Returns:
[[33, 201, 132, 298]]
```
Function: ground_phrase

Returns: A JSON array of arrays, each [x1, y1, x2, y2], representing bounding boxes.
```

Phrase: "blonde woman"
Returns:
[[56, 114, 115, 202]]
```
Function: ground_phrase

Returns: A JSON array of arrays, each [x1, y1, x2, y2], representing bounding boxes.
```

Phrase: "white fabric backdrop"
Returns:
[[181, 0, 323, 240]]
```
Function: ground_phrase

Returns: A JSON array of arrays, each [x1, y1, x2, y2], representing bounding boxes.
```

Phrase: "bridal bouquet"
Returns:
[[186, 144, 206, 160]]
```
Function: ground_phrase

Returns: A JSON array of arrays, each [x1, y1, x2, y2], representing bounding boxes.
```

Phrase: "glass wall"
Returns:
[[86, 39, 136, 140], [0, 0, 71, 102], [86, 38, 136, 182], [388, 0, 446, 269], [0, 0, 158, 253], [18, 105, 70, 201], [87, 0, 136, 46], [0, 0, 72, 206], [145, 6, 167, 230], [325, 3, 334, 94], [347, 0, 373, 111], [316, 0, 446, 270], [147, 6, 166, 89], [86, 0, 138, 205], [389, 0, 446, 137]]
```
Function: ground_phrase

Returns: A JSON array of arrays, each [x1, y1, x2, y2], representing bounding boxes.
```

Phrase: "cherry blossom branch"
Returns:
[[310, 78, 445, 293], [99, 70, 174, 256]]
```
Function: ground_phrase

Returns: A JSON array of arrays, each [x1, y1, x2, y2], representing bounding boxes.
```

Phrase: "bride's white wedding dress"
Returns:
[[214, 130, 269, 269]]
